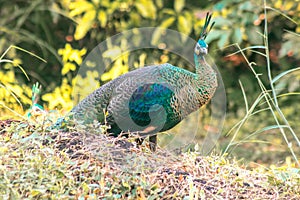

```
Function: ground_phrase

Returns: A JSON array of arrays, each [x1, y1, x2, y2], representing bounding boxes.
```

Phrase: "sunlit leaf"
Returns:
[[151, 17, 176, 45], [61, 62, 76, 75], [284, 2, 295, 10], [162, 8, 176, 16], [69, 1, 94, 17], [155, 0, 163, 9], [174, 0, 185, 13], [74, 10, 96, 40], [135, 0, 156, 19], [161, 17, 176, 28], [97, 10, 107, 28], [101, 57, 129, 81], [178, 13, 192, 36]]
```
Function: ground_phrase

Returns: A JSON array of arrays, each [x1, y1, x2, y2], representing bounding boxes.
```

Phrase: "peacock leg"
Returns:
[[134, 133, 157, 152], [149, 134, 157, 152]]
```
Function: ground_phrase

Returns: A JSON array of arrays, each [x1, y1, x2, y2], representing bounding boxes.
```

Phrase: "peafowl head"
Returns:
[[194, 12, 215, 56]]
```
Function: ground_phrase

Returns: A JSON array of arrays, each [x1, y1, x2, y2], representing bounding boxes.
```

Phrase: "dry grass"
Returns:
[[0, 119, 299, 199]]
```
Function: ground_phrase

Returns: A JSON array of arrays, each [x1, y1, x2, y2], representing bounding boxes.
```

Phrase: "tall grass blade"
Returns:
[[272, 67, 300, 84]]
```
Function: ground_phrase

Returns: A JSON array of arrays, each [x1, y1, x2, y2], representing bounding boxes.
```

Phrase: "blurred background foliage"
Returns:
[[0, 0, 299, 164]]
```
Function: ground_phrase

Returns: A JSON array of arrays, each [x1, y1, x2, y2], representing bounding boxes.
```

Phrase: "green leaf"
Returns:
[[246, 26, 263, 45], [214, 2, 226, 11], [217, 31, 230, 48], [233, 27, 242, 44], [205, 30, 223, 43], [213, 17, 232, 28], [279, 32, 300, 59], [239, 1, 254, 11], [174, 0, 185, 13]]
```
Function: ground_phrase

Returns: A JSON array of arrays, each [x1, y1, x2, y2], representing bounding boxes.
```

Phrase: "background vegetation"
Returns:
[[0, 0, 300, 165]]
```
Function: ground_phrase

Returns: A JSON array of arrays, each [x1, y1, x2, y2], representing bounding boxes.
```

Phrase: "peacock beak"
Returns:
[[202, 47, 208, 55]]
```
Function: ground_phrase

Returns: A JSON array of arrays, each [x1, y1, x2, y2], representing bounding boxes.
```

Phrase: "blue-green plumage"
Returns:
[[56, 13, 217, 151], [129, 83, 175, 127]]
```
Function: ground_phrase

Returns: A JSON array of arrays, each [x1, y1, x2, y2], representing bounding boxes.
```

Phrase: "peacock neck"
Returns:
[[194, 53, 217, 93]]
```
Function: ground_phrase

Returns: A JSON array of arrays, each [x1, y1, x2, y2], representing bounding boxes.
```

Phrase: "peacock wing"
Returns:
[[106, 65, 183, 135]]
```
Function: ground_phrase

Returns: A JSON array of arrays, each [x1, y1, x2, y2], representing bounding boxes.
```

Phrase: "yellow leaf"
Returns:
[[284, 2, 294, 10], [177, 13, 192, 36], [69, 1, 94, 17], [161, 17, 176, 28], [74, 22, 90, 40], [174, 0, 185, 13], [42, 93, 53, 102], [69, 51, 82, 64], [97, 10, 107, 27], [151, 17, 176, 45], [12, 58, 22, 66], [92, 0, 100, 4], [61, 62, 76, 75], [74, 10, 96, 40], [58, 43, 72, 62], [135, 0, 156, 19], [156, 0, 163, 8], [274, 0, 282, 9], [101, 60, 128, 81]]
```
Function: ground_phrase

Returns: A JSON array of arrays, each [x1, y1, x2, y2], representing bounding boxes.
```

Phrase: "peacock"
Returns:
[[54, 13, 217, 151]]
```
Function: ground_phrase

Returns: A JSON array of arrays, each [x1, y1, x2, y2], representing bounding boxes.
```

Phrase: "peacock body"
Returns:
[[57, 13, 217, 150]]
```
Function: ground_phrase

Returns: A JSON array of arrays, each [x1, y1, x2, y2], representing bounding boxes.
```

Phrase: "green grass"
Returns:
[[0, 120, 299, 199], [222, 0, 300, 165]]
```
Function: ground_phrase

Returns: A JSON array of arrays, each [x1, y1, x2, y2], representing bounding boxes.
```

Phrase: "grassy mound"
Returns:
[[0, 120, 299, 199]]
